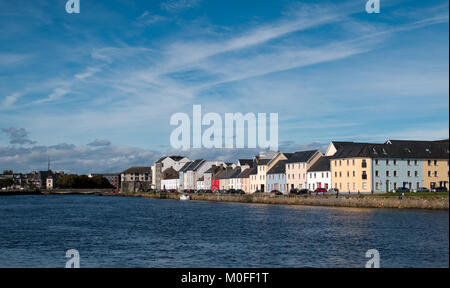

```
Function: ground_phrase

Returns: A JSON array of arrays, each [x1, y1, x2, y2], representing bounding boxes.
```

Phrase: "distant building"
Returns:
[[307, 156, 332, 191], [267, 160, 288, 194], [154, 156, 191, 190], [120, 166, 152, 193], [285, 150, 322, 191], [160, 167, 179, 190], [46, 177, 55, 190]]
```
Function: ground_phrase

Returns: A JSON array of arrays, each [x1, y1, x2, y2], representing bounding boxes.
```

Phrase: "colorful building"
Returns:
[[266, 160, 287, 194], [286, 150, 322, 191], [307, 156, 332, 191]]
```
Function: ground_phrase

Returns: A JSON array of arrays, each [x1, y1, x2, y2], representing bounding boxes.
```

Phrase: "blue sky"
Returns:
[[0, 0, 449, 173]]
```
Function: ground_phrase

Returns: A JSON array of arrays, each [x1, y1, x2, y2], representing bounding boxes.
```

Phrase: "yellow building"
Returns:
[[422, 159, 449, 190], [331, 157, 372, 193]]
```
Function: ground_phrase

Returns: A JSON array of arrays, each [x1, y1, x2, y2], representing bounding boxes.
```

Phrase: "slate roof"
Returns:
[[121, 166, 152, 174], [286, 150, 320, 163], [267, 160, 287, 175], [308, 156, 331, 172], [215, 167, 241, 179], [332, 140, 449, 159], [156, 155, 186, 163], [257, 159, 271, 165], [236, 168, 253, 179], [248, 166, 258, 175], [238, 159, 254, 167], [179, 161, 193, 173], [185, 159, 205, 171]]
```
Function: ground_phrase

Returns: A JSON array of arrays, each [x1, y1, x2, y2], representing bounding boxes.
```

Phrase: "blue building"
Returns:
[[371, 158, 423, 192], [266, 160, 288, 194]]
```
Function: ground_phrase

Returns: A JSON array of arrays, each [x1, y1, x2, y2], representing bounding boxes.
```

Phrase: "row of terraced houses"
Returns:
[[119, 139, 449, 194]]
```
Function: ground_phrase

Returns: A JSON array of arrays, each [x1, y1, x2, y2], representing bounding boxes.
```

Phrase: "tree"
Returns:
[[2, 170, 13, 175], [0, 178, 14, 188]]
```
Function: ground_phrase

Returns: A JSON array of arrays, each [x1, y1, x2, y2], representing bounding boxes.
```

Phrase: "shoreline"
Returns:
[[2, 190, 448, 210], [99, 191, 449, 210]]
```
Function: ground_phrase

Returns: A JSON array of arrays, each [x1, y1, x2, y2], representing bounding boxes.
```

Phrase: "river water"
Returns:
[[0, 195, 448, 267]]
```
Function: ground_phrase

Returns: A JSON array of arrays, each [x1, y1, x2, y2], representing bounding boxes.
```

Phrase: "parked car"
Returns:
[[270, 190, 283, 195], [235, 189, 245, 194], [289, 188, 299, 195], [205, 190, 213, 194], [413, 187, 430, 193], [395, 187, 410, 193], [328, 188, 339, 194], [298, 189, 310, 195], [433, 187, 448, 192], [314, 188, 327, 194]]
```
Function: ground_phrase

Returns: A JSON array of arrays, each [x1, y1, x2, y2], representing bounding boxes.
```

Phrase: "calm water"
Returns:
[[0, 195, 448, 268]]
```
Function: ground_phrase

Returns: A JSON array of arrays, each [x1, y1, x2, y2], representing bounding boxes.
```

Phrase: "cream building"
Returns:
[[285, 150, 322, 191]]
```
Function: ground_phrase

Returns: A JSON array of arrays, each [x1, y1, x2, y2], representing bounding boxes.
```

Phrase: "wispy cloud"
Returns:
[[160, 0, 201, 13], [75, 67, 101, 80], [32, 88, 71, 105]]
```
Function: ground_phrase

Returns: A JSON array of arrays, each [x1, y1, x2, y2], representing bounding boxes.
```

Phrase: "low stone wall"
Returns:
[[103, 192, 449, 210]]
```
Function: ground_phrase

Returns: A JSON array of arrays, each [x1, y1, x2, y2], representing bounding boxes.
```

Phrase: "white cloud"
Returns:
[[75, 67, 101, 80]]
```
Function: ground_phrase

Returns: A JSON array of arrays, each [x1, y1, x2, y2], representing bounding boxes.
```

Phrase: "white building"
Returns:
[[307, 156, 332, 191]]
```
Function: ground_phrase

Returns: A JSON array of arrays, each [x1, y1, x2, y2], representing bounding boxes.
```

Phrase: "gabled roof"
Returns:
[[248, 166, 258, 175], [256, 159, 271, 165], [121, 166, 152, 174], [185, 159, 205, 171], [156, 155, 187, 163], [215, 167, 240, 179], [179, 161, 193, 173], [236, 168, 253, 179], [308, 156, 331, 172], [161, 167, 178, 180], [287, 150, 320, 163], [267, 160, 287, 174], [238, 159, 253, 167]]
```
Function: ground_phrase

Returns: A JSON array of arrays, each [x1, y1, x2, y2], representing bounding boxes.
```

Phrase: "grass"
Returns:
[[366, 192, 449, 197]]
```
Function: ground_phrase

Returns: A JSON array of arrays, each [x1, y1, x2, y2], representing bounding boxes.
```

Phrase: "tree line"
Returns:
[[55, 174, 114, 189]]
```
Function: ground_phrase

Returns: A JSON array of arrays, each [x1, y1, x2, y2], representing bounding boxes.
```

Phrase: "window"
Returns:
[[376, 182, 379, 190], [335, 172, 337, 177], [375, 160, 379, 165], [428, 171, 431, 177], [434, 171, 438, 177], [407, 160, 411, 166], [386, 171, 390, 177], [434, 160, 438, 166], [362, 171, 367, 180], [362, 182, 367, 190], [407, 171, 411, 177], [362, 160, 367, 168], [347, 160, 349, 166], [353, 171, 355, 177], [394, 171, 397, 177], [375, 170, 379, 177], [386, 159, 389, 165], [347, 171, 350, 177], [415, 160, 418, 165], [428, 160, 432, 166], [415, 171, 418, 177], [352, 160, 355, 166], [394, 160, 397, 166]]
